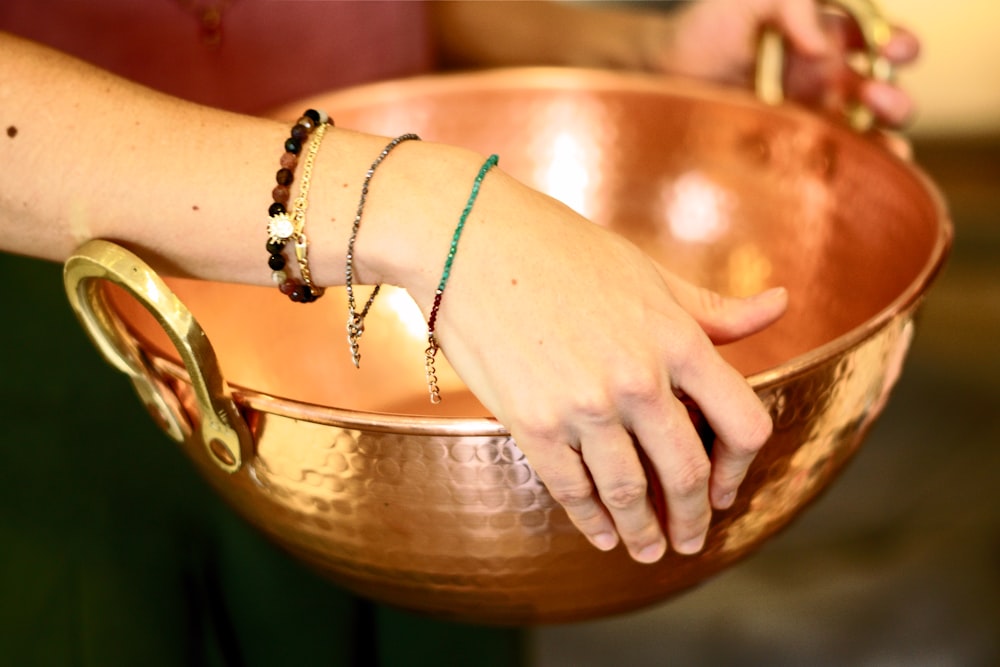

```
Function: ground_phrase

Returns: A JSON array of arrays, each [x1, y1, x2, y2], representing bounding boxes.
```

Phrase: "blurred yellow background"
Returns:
[[869, 0, 997, 136]]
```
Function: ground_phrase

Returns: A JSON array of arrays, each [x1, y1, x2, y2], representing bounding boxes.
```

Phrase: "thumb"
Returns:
[[659, 267, 788, 344]]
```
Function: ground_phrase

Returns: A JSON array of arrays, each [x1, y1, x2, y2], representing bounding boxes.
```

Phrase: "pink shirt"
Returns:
[[0, 0, 435, 113]]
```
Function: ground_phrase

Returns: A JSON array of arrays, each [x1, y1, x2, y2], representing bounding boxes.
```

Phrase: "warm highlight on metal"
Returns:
[[63, 32, 950, 624]]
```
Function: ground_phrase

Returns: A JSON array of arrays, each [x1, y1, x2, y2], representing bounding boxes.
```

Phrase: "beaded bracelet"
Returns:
[[267, 108, 331, 303], [424, 154, 499, 404], [345, 133, 421, 368]]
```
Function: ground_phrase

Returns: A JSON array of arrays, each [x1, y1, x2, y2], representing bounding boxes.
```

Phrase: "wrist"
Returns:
[[335, 138, 491, 307]]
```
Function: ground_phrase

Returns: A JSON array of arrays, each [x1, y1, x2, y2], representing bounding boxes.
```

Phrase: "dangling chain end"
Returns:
[[425, 335, 442, 404]]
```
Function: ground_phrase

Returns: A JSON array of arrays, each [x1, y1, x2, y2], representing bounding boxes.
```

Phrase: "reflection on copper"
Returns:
[[539, 129, 593, 217], [381, 286, 426, 339], [69, 67, 951, 624], [721, 312, 914, 554], [725, 243, 774, 298], [665, 171, 732, 244]]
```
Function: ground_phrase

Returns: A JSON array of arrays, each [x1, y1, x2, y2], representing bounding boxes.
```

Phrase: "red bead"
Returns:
[[278, 280, 296, 295], [272, 185, 290, 204], [279, 152, 298, 170]]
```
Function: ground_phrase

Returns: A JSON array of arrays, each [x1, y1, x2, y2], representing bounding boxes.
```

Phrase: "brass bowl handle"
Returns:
[[63, 239, 252, 473], [756, 0, 894, 131]]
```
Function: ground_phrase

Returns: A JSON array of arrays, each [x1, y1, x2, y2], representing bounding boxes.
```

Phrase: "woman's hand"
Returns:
[[651, 0, 920, 128], [433, 0, 920, 130], [386, 160, 787, 563]]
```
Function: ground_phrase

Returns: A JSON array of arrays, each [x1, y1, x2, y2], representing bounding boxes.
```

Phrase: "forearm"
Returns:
[[0, 31, 482, 296], [429, 1, 675, 71]]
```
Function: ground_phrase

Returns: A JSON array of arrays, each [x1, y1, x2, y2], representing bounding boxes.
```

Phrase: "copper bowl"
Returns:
[[64, 66, 950, 623]]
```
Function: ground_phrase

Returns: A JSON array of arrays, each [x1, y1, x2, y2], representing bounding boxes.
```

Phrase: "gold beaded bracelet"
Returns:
[[266, 109, 331, 303]]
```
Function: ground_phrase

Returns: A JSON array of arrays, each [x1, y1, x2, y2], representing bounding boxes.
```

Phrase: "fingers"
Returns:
[[517, 311, 771, 564], [668, 329, 773, 511], [575, 326, 761, 561], [517, 365, 725, 563], [567, 372, 717, 561], [651, 272, 777, 511], [853, 23, 919, 128], [785, 11, 919, 129], [831, 63, 915, 129], [837, 18, 921, 66], [624, 387, 714, 556], [882, 26, 920, 65], [706, 410, 772, 511], [520, 432, 621, 553], [579, 424, 668, 562], [860, 79, 916, 128], [839, 22, 920, 128], [678, 285, 788, 344], [658, 267, 789, 344]]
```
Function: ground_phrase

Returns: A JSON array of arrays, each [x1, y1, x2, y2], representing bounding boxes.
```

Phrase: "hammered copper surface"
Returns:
[[76, 69, 949, 624]]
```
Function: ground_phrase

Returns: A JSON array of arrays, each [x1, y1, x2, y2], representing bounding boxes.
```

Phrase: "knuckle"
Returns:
[[614, 365, 662, 407], [548, 482, 597, 509], [510, 410, 563, 444], [569, 388, 615, 424], [669, 325, 711, 375], [669, 458, 711, 499], [676, 507, 711, 532], [714, 463, 746, 488], [696, 285, 729, 319], [601, 479, 648, 510]]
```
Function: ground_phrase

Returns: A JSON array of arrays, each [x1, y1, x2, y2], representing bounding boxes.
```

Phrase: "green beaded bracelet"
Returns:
[[424, 154, 499, 404]]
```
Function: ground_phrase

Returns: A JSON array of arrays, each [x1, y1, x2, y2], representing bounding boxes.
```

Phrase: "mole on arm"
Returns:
[[6, 126, 17, 138]]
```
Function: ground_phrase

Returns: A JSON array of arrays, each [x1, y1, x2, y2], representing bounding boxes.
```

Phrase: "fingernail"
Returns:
[[717, 491, 736, 509], [636, 541, 666, 564], [884, 32, 919, 62], [591, 532, 617, 551], [754, 286, 787, 302], [675, 534, 706, 555]]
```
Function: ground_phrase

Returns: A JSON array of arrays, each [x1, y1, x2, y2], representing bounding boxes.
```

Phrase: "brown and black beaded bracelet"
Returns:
[[266, 108, 330, 303]]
